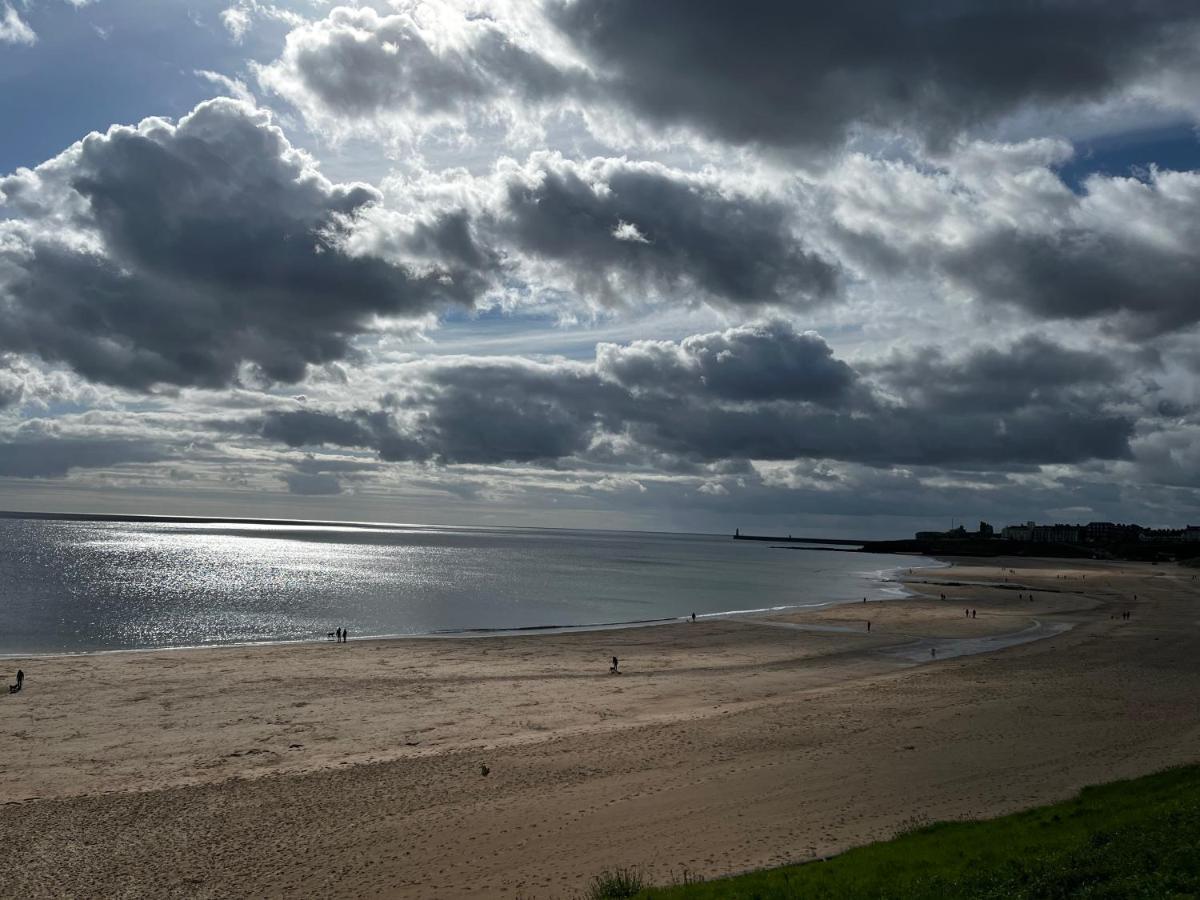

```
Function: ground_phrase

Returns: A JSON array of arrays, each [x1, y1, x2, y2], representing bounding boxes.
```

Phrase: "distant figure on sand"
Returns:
[[930, 647, 937, 658], [336, 627, 342, 642], [866, 620, 871, 632], [972, 609, 976, 619], [691, 612, 696, 622], [610, 655, 620, 674], [342, 627, 349, 643], [16, 669, 23, 689]]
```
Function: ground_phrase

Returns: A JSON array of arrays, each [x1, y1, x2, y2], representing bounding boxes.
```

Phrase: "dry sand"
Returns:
[[1, 557, 1197, 897]]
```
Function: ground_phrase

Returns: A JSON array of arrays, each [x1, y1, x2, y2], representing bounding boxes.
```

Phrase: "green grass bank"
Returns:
[[591, 764, 1200, 899]]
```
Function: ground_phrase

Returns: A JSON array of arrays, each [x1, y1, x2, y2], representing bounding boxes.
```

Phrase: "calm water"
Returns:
[[0, 518, 932, 655]]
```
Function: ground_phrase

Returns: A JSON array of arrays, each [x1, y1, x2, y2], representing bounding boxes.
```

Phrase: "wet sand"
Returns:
[[1, 557, 1197, 897]]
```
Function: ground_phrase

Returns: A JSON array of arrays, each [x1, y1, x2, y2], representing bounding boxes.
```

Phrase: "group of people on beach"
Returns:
[[8, 669, 23, 694], [964, 608, 977, 618], [332, 627, 349, 643]]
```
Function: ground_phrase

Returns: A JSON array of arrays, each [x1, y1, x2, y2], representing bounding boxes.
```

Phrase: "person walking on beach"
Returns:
[[930, 647, 936, 658], [866, 620, 871, 632], [972, 609, 976, 619], [15, 669, 23, 691], [611, 655, 619, 674], [342, 627, 349, 643], [335, 627, 342, 642], [691, 612, 696, 622]]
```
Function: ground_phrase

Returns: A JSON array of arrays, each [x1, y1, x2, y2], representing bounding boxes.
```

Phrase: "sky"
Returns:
[[2, 1, 1200, 537]]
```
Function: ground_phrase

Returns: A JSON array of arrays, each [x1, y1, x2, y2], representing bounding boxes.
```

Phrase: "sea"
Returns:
[[0, 517, 934, 656]]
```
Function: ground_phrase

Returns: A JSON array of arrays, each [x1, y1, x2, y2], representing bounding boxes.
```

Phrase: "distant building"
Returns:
[[914, 523, 989, 541], [1085, 522, 1142, 544], [1141, 528, 1186, 543], [995, 518, 1194, 550], [1002, 521, 1035, 541]]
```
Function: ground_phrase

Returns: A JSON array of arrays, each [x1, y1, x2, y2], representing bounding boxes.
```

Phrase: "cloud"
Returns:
[[0, 437, 166, 478], [871, 335, 1122, 414], [826, 145, 1200, 335], [549, 0, 1200, 150], [941, 169, 1200, 334], [229, 322, 1134, 470], [0, 366, 23, 409], [194, 70, 256, 105], [282, 471, 343, 495], [484, 154, 839, 308], [255, 5, 580, 140], [596, 320, 860, 405], [220, 1, 305, 44], [220, 6, 251, 42], [0, 5, 36, 45], [0, 98, 482, 390]]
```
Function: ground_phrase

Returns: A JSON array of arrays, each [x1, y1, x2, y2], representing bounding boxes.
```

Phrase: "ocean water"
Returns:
[[0, 518, 932, 655]]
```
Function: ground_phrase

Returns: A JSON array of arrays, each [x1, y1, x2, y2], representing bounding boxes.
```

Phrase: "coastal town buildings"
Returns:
[[921, 521, 1200, 545]]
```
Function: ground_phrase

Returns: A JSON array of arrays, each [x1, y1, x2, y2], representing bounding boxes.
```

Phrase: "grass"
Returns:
[[600, 765, 1200, 899], [586, 867, 648, 899]]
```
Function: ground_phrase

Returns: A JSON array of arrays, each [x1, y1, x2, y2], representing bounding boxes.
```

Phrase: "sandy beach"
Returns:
[[2, 557, 1198, 898]]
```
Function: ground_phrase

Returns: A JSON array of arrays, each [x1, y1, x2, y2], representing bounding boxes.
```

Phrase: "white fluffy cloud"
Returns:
[[254, 4, 583, 143], [0, 4, 36, 45]]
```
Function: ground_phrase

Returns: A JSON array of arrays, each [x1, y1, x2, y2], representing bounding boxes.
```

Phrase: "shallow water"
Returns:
[[0, 518, 933, 654]]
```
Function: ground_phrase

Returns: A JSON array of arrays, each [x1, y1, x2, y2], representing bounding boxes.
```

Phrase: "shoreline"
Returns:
[[0, 557, 941, 662], [5, 556, 1193, 898]]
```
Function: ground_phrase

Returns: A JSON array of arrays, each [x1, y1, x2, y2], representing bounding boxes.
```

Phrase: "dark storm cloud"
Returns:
[[550, 0, 1200, 149], [233, 323, 1135, 470], [489, 157, 839, 307], [406, 210, 502, 275], [259, 410, 375, 450], [596, 321, 859, 405], [627, 402, 1132, 469], [827, 155, 1200, 336], [0, 99, 479, 390], [872, 336, 1122, 413], [0, 437, 166, 478], [246, 361, 619, 465], [943, 226, 1200, 336], [249, 408, 427, 461], [412, 361, 629, 464]]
